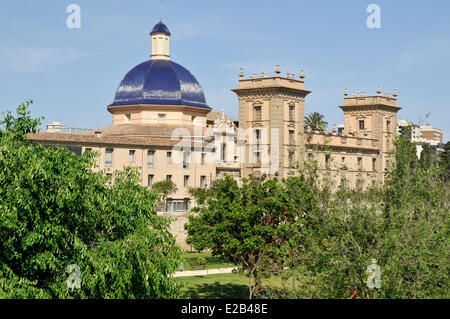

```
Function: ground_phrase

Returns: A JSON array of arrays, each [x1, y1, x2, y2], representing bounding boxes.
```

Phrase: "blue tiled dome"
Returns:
[[109, 60, 210, 109], [150, 21, 171, 36]]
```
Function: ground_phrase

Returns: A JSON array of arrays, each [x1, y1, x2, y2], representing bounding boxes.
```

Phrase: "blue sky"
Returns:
[[0, 0, 449, 141]]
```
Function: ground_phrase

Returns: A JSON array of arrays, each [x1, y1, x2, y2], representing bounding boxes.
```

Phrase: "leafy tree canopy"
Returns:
[[0, 101, 181, 298], [304, 112, 328, 132]]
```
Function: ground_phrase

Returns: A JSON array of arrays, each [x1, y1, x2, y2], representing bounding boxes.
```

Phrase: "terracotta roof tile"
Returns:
[[27, 132, 182, 148], [81, 124, 209, 138]]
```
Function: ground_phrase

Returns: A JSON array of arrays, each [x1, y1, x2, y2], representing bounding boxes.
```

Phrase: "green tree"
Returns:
[[0, 100, 43, 139], [438, 141, 450, 182], [0, 101, 181, 298], [304, 112, 328, 132], [286, 134, 449, 299], [419, 144, 432, 168], [151, 179, 178, 211], [185, 175, 317, 299]]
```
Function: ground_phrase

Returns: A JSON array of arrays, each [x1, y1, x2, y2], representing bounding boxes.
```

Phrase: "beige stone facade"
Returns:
[[232, 71, 401, 190], [28, 23, 404, 214], [232, 67, 310, 179]]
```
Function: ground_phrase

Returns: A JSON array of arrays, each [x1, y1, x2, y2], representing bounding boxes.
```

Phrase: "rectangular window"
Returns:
[[289, 151, 295, 168], [105, 149, 113, 167], [158, 114, 166, 123], [147, 151, 155, 168], [222, 143, 227, 162], [84, 148, 92, 154], [201, 152, 206, 165], [200, 176, 207, 188], [254, 106, 262, 121], [325, 154, 330, 168], [183, 151, 190, 169], [358, 157, 362, 169], [289, 105, 295, 121], [372, 158, 377, 171], [254, 151, 261, 164], [125, 114, 131, 123], [342, 157, 345, 164], [289, 130, 295, 145], [308, 152, 313, 161], [359, 120, 365, 130], [129, 150, 135, 163], [386, 120, 391, 132], [157, 37, 163, 55], [148, 174, 154, 187], [166, 175, 172, 181], [166, 151, 172, 164], [166, 199, 188, 212], [255, 129, 261, 144], [165, 199, 173, 212], [184, 175, 189, 188]]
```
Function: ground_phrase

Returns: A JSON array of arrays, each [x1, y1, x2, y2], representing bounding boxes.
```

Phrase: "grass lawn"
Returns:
[[180, 251, 234, 271], [174, 273, 299, 299]]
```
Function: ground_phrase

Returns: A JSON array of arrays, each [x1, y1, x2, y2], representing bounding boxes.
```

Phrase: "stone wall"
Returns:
[[158, 212, 194, 251]]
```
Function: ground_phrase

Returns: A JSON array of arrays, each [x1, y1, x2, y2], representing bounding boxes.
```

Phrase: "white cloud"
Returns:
[[0, 47, 94, 72]]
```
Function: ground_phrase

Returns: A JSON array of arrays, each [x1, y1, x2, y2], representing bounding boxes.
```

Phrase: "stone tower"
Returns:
[[339, 88, 401, 183], [231, 67, 311, 178]]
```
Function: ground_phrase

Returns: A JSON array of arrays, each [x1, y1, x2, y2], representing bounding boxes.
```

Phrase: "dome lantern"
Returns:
[[150, 21, 171, 60]]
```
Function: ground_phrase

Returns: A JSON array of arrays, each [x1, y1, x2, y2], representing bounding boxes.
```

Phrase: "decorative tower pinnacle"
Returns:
[[275, 65, 281, 76], [239, 68, 244, 79], [300, 69, 305, 80], [377, 86, 382, 96]]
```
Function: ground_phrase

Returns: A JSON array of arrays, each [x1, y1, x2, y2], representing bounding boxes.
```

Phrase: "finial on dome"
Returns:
[[344, 88, 348, 97], [275, 65, 281, 76], [239, 68, 244, 79]]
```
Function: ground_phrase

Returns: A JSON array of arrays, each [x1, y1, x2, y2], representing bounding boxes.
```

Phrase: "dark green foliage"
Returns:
[[419, 144, 432, 168], [187, 133, 449, 299], [439, 141, 450, 182], [0, 101, 181, 298], [186, 174, 318, 298]]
